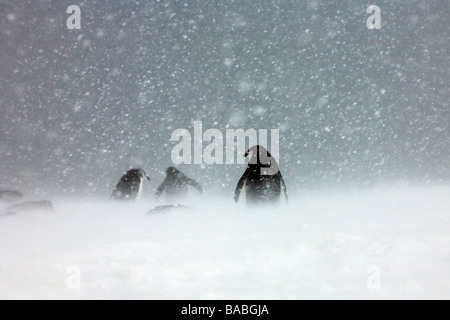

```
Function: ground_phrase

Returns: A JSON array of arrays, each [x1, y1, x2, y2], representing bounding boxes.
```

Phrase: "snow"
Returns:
[[1, 184, 449, 300], [0, 0, 448, 301]]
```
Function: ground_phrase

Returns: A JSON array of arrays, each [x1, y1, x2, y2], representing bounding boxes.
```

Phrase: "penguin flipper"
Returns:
[[281, 176, 288, 204], [185, 177, 203, 193], [155, 181, 167, 199]]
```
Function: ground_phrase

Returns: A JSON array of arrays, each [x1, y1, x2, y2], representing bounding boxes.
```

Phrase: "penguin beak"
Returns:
[[146, 176, 151, 181], [244, 152, 249, 157]]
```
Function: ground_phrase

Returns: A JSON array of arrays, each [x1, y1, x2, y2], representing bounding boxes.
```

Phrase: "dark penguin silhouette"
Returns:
[[111, 169, 150, 201], [155, 167, 203, 200], [234, 145, 288, 205]]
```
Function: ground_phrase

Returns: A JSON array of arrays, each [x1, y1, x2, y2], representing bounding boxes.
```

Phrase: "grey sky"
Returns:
[[0, 0, 448, 197]]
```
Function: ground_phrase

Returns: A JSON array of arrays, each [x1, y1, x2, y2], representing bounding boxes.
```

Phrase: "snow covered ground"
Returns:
[[0, 184, 449, 300]]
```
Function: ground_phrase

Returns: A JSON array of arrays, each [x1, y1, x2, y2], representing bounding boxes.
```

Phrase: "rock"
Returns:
[[2, 200, 54, 215], [147, 204, 191, 215], [0, 190, 23, 202]]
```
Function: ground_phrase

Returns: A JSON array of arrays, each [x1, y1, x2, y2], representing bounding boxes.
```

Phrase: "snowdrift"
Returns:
[[0, 185, 449, 299]]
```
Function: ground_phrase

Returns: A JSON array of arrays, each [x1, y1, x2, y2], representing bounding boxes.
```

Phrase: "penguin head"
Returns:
[[166, 167, 178, 175], [245, 145, 280, 175], [126, 169, 151, 181], [245, 145, 272, 166], [166, 167, 184, 178]]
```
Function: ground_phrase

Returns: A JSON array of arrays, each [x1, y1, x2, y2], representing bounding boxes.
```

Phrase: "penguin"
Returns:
[[111, 169, 150, 201], [155, 167, 203, 201], [234, 145, 288, 205]]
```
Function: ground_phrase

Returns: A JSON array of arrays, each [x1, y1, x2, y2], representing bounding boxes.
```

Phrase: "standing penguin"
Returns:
[[234, 145, 288, 205], [111, 169, 150, 201], [155, 167, 203, 201]]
